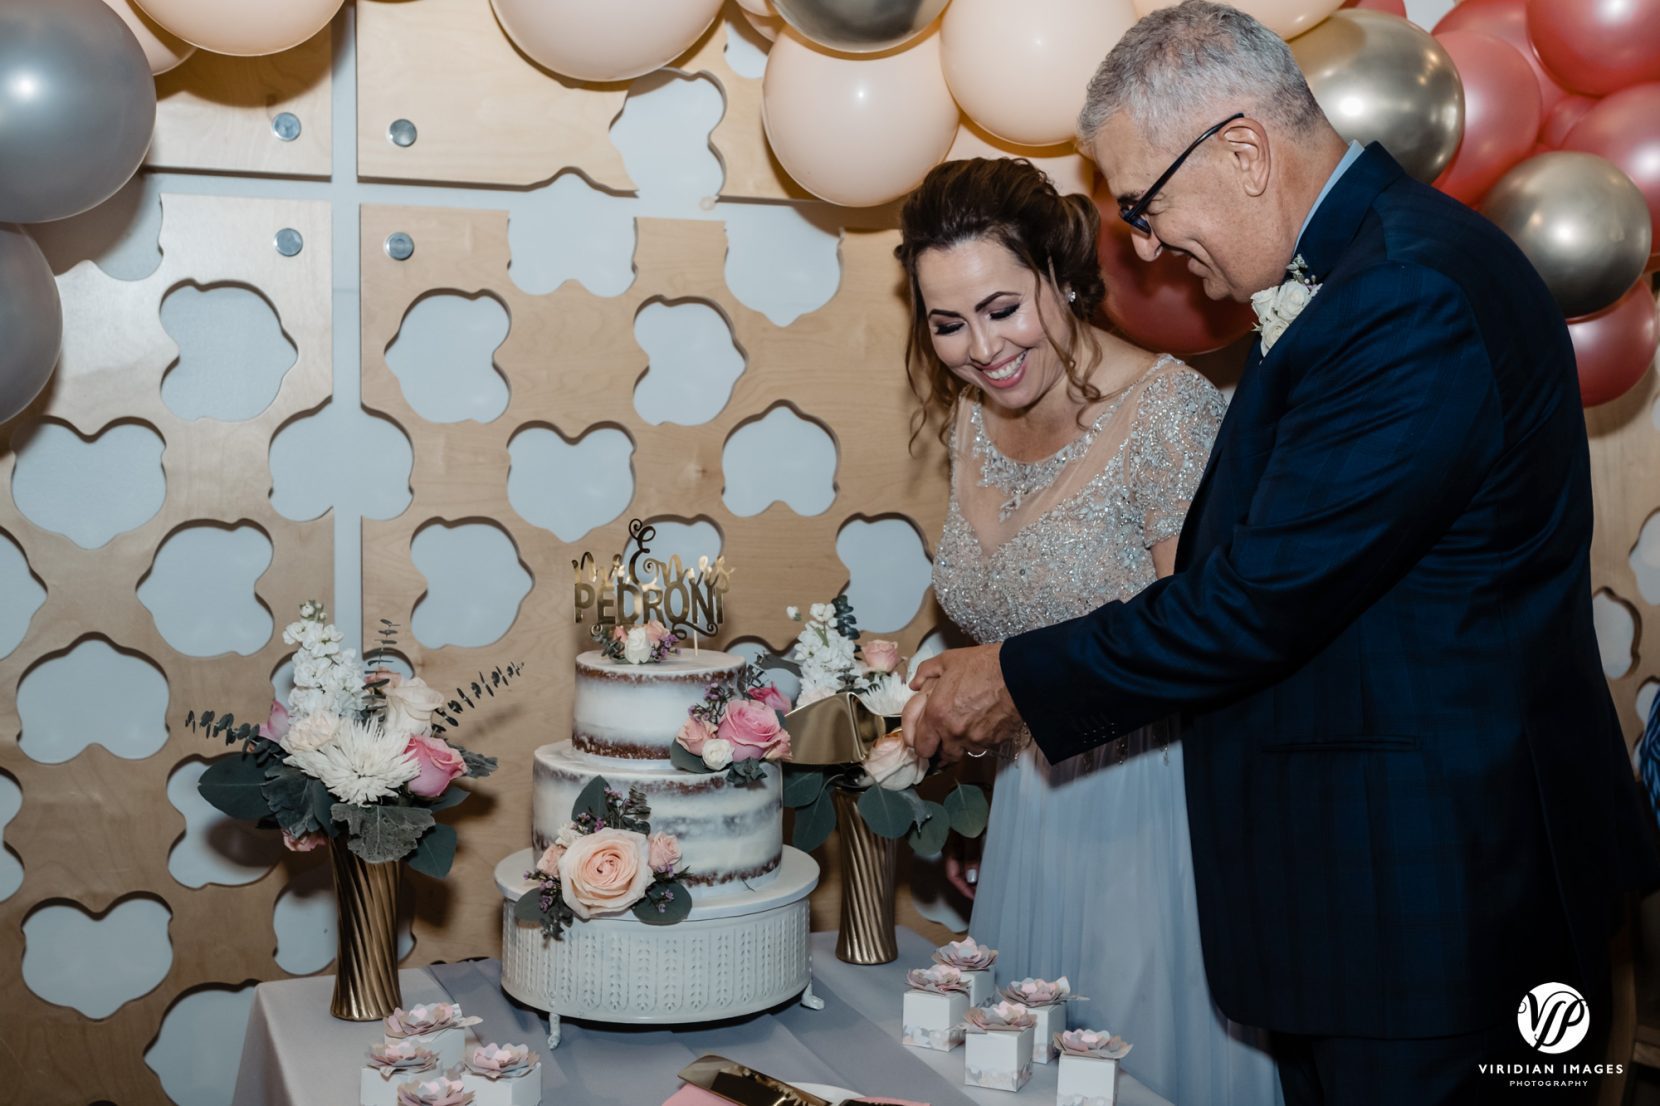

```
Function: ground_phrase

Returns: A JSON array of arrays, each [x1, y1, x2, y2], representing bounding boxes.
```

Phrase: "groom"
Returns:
[[904, 2, 1659, 1102]]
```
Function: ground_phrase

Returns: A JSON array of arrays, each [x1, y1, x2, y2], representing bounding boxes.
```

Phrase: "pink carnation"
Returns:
[[647, 832, 682, 874], [259, 699, 291, 741], [535, 843, 565, 877], [717, 699, 788, 763]]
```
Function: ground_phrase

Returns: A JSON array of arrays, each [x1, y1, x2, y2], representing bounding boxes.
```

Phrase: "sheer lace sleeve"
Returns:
[[1124, 367, 1226, 549]]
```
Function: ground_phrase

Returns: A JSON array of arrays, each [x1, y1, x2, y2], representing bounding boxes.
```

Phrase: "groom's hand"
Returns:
[[903, 643, 1023, 764]]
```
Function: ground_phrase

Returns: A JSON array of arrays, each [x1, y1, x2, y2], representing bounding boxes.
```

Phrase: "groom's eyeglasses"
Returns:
[[1118, 111, 1246, 235]]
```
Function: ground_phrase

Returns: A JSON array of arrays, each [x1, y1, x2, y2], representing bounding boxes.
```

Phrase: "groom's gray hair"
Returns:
[[1078, 0, 1324, 148]]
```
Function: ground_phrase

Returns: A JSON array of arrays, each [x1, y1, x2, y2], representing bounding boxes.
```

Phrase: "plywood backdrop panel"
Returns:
[[0, 194, 334, 1104]]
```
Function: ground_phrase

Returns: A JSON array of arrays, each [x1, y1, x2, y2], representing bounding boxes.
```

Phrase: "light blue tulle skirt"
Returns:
[[970, 731, 1283, 1106]]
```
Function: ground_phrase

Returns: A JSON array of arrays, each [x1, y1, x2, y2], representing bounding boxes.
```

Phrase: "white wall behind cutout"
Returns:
[[642, 516, 723, 571], [836, 516, 932, 634], [9, 421, 166, 549], [410, 521, 533, 649], [166, 759, 283, 888], [507, 425, 635, 541], [1594, 590, 1637, 680], [22, 896, 172, 1018], [611, 72, 725, 206], [18, 638, 169, 764], [720, 205, 842, 326], [507, 174, 636, 298], [1403, 0, 1456, 27], [633, 299, 746, 426], [722, 406, 836, 517], [160, 284, 298, 422], [138, 524, 274, 657], [0, 771, 21, 901], [270, 401, 414, 523], [272, 858, 415, 975], [724, 12, 770, 79], [1632, 510, 1660, 605], [0, 529, 45, 659], [25, 169, 164, 281], [145, 983, 256, 1106], [385, 292, 511, 424]]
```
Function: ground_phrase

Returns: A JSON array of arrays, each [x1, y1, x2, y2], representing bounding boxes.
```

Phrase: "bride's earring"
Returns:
[[1066, 288, 1077, 304]]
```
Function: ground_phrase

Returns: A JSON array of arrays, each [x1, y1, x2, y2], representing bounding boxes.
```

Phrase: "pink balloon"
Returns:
[[1526, 0, 1660, 97], [1342, 0, 1407, 16], [1433, 31, 1542, 205], [1539, 94, 1597, 148], [1563, 85, 1660, 267], [1092, 179, 1257, 358], [763, 28, 959, 207], [1434, 0, 1569, 120], [1567, 280, 1658, 407]]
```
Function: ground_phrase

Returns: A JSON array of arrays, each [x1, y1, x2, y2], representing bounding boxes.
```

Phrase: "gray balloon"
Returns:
[[1481, 152, 1654, 319], [0, 0, 157, 224], [772, 0, 949, 54], [0, 225, 63, 426]]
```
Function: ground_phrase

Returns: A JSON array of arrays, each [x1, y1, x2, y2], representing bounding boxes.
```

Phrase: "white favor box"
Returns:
[[1057, 1054, 1120, 1106], [459, 1072, 542, 1106], [1028, 1005, 1066, 1063], [394, 1027, 464, 1070], [902, 989, 969, 1051], [965, 1027, 1034, 1092], [360, 1066, 435, 1106], [963, 969, 995, 1008]]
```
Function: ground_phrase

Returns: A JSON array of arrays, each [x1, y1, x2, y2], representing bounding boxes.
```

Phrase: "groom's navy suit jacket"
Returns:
[[1002, 144, 1660, 1038]]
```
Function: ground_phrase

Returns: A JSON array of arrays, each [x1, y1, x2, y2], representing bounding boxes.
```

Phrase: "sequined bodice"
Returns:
[[933, 358, 1224, 645]]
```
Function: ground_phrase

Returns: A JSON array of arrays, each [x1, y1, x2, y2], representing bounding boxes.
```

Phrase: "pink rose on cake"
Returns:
[[647, 832, 682, 875], [746, 683, 792, 713], [404, 733, 466, 798], [559, 827, 654, 919], [717, 699, 790, 762], [535, 842, 565, 877], [676, 716, 716, 756], [861, 639, 901, 674]]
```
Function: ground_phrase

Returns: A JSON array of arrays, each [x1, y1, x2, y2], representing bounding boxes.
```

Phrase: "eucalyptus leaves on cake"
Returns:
[[517, 777, 692, 938], [188, 600, 522, 878], [774, 599, 989, 855]]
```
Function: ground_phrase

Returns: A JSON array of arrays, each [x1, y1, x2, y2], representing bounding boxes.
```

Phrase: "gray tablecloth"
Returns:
[[233, 928, 1173, 1106]]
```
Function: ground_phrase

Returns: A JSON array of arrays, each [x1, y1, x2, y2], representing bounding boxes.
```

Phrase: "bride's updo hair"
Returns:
[[895, 157, 1106, 444]]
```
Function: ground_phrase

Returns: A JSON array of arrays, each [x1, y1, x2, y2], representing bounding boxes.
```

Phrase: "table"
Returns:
[[233, 928, 1173, 1106]]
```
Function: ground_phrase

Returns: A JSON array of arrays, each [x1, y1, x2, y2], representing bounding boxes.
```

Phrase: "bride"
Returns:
[[895, 157, 1281, 1106]]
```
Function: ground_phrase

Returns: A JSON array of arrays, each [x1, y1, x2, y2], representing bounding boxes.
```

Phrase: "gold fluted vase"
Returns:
[[832, 787, 900, 965], [327, 837, 402, 1020]]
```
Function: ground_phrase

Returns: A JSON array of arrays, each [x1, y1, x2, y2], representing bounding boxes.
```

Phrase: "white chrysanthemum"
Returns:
[[285, 716, 418, 805], [856, 672, 914, 718], [809, 602, 834, 623]]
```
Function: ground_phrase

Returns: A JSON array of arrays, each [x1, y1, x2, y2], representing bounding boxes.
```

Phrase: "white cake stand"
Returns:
[[495, 846, 822, 1047]]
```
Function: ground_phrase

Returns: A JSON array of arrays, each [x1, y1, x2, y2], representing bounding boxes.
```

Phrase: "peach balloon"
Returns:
[[742, 8, 783, 43], [736, 0, 774, 14], [942, 0, 1138, 147], [491, 0, 724, 83], [133, 0, 343, 56], [947, 121, 1096, 199], [763, 28, 958, 207], [1136, 0, 1343, 40], [99, 0, 194, 74]]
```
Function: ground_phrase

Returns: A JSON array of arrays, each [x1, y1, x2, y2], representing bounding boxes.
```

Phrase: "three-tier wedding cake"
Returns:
[[495, 648, 819, 1044]]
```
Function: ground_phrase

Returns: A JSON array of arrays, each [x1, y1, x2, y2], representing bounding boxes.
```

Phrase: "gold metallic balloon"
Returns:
[[1480, 152, 1653, 319], [771, 0, 949, 54], [1291, 9, 1464, 183]]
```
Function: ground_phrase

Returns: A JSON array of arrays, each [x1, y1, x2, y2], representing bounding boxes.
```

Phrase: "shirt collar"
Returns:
[[1296, 140, 1366, 252]]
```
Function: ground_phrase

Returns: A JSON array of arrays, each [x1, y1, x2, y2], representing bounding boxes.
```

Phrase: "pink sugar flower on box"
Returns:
[[964, 1001, 1036, 1092], [394, 1074, 475, 1106], [902, 964, 970, 1051], [383, 1003, 481, 1070], [460, 1043, 542, 1106], [361, 1040, 439, 1106], [932, 937, 997, 1006], [1055, 1029, 1133, 1106], [1002, 976, 1083, 1064]]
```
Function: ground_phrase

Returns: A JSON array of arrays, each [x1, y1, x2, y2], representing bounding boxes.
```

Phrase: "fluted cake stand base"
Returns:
[[495, 846, 820, 1045]]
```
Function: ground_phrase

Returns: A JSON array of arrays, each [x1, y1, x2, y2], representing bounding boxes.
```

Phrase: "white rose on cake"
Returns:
[[622, 626, 652, 664]]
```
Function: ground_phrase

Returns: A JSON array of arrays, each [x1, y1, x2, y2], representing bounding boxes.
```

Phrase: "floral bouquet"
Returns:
[[188, 601, 521, 877], [774, 598, 988, 856], [517, 776, 692, 938], [595, 618, 679, 665]]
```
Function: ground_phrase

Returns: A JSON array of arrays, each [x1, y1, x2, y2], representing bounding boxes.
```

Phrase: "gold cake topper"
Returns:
[[572, 519, 732, 637]]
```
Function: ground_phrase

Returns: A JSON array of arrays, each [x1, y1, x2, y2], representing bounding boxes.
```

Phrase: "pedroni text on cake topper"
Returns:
[[571, 518, 732, 638]]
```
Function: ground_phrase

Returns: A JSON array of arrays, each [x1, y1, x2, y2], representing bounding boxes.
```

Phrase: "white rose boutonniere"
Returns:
[[1250, 254, 1320, 355]]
